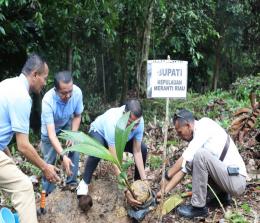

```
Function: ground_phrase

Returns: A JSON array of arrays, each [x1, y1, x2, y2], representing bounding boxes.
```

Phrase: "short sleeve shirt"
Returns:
[[41, 85, 84, 137], [89, 105, 144, 147], [181, 117, 247, 177], [0, 74, 31, 150]]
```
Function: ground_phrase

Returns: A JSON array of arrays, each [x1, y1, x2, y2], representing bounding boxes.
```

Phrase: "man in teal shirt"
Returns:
[[41, 71, 84, 194]]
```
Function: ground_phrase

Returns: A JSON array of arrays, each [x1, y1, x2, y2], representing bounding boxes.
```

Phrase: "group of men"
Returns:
[[0, 54, 247, 223]]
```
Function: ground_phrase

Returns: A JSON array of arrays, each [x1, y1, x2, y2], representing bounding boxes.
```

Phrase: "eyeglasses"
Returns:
[[55, 88, 73, 97], [58, 90, 73, 96], [174, 113, 185, 120], [173, 113, 187, 125]]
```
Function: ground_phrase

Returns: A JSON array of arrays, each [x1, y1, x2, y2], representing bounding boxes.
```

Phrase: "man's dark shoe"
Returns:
[[177, 204, 208, 219], [206, 192, 231, 208]]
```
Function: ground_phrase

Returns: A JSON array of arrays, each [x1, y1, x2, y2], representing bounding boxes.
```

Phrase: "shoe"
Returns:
[[68, 182, 78, 191], [177, 204, 208, 219], [62, 182, 78, 192], [206, 192, 231, 208], [77, 180, 89, 196]]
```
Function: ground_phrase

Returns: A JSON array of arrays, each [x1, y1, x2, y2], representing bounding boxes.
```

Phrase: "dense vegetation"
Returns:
[[0, 0, 259, 104]]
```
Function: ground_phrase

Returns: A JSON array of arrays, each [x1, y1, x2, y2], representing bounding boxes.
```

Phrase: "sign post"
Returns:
[[147, 57, 188, 221]]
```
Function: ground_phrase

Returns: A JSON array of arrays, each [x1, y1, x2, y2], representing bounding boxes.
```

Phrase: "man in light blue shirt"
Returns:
[[41, 71, 84, 194], [77, 99, 147, 206], [0, 54, 59, 223]]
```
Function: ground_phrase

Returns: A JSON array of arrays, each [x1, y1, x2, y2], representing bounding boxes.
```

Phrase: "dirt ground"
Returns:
[[37, 123, 260, 223], [37, 159, 259, 223], [38, 178, 131, 223], [12, 120, 260, 223]]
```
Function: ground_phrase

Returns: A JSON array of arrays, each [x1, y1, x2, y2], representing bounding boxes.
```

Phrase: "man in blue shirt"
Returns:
[[0, 54, 59, 223], [77, 99, 147, 206], [41, 71, 84, 194]]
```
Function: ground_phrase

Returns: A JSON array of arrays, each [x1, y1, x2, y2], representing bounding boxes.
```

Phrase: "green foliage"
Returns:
[[84, 94, 107, 116], [224, 210, 248, 223], [208, 184, 249, 223], [255, 116, 260, 129], [185, 183, 192, 190], [230, 75, 260, 101], [167, 140, 179, 146], [241, 203, 251, 214], [1, 0, 259, 100], [60, 131, 120, 168], [142, 99, 167, 121], [117, 171, 128, 190], [81, 111, 91, 126], [121, 158, 134, 172], [142, 88, 257, 133], [115, 112, 138, 165], [148, 155, 162, 170], [218, 119, 230, 130], [19, 160, 41, 176]]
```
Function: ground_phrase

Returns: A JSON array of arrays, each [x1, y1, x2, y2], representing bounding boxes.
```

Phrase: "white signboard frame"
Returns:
[[147, 60, 188, 98]]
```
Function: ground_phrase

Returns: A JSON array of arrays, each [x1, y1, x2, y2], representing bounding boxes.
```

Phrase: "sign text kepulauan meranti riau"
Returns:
[[147, 60, 188, 98]]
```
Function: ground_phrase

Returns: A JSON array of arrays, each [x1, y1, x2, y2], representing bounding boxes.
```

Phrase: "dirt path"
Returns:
[[37, 161, 259, 223], [38, 178, 131, 223]]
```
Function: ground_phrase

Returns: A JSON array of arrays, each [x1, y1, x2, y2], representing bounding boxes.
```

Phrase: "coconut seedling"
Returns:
[[60, 111, 151, 204]]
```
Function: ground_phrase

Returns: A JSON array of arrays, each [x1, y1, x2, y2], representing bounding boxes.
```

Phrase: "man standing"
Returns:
[[157, 109, 247, 218], [41, 71, 84, 194], [0, 54, 59, 223], [77, 99, 147, 206]]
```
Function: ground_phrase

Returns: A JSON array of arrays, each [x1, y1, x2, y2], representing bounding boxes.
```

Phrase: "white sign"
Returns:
[[147, 60, 188, 98]]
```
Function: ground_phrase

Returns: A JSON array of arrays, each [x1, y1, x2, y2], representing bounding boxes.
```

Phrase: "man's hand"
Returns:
[[160, 178, 169, 188], [156, 178, 169, 202], [62, 155, 73, 176], [65, 140, 73, 147], [43, 164, 60, 183], [125, 190, 142, 207], [156, 190, 162, 202]]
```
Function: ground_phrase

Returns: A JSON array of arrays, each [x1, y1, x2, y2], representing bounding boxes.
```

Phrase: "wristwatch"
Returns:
[[60, 154, 65, 161]]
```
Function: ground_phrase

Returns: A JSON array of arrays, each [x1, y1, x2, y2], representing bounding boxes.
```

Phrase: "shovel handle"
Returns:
[[181, 191, 192, 198]]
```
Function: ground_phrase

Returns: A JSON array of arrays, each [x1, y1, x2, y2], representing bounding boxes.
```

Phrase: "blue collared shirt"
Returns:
[[41, 85, 84, 138], [0, 74, 31, 150], [89, 105, 144, 147]]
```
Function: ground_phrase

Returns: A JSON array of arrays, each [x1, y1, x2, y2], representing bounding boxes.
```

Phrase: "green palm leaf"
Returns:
[[60, 130, 103, 148], [115, 112, 139, 165], [60, 131, 120, 168]]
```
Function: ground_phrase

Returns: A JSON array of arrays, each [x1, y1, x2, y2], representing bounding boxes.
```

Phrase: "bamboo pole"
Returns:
[[158, 55, 171, 222]]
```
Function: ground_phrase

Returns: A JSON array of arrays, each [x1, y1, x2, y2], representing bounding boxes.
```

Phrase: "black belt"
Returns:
[[219, 134, 230, 161]]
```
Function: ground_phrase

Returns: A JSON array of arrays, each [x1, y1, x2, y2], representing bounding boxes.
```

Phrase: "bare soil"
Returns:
[[37, 159, 259, 223]]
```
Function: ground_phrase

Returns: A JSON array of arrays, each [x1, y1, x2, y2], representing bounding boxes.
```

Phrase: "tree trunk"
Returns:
[[136, 0, 154, 97], [101, 54, 106, 102], [66, 46, 73, 72], [66, 32, 75, 72], [120, 46, 128, 104], [119, 8, 129, 103], [212, 40, 221, 91]]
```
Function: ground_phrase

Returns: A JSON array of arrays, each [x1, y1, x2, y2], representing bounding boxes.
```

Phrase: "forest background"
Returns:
[[0, 0, 259, 122], [0, 1, 259, 222]]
